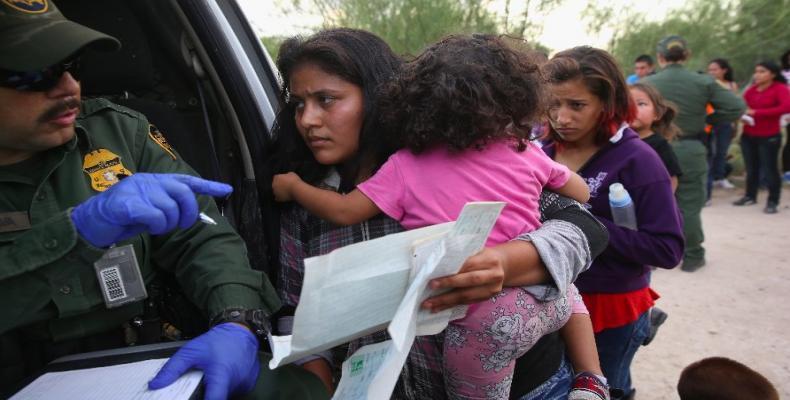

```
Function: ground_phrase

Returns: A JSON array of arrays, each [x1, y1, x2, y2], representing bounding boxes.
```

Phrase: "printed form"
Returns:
[[10, 358, 202, 400], [268, 202, 505, 400]]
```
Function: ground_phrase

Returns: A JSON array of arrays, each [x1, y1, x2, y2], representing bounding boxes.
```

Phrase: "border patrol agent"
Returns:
[[644, 36, 745, 273], [0, 1, 326, 398]]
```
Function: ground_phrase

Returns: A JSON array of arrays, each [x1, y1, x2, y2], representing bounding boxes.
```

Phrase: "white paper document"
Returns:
[[268, 201, 504, 399], [332, 202, 505, 399], [332, 338, 412, 400], [10, 358, 202, 400], [269, 221, 454, 368]]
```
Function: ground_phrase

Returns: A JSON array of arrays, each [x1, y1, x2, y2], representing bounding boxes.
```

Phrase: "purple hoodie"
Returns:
[[544, 126, 684, 294]]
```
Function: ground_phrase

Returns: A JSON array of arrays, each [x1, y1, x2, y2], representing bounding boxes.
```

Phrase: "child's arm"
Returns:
[[553, 173, 590, 204], [272, 172, 381, 226], [302, 358, 334, 395], [561, 313, 603, 376]]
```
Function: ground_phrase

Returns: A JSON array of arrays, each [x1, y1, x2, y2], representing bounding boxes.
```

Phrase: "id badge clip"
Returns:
[[93, 244, 147, 308]]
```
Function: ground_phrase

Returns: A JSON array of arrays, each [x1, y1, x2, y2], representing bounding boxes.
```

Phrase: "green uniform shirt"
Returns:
[[643, 64, 746, 138], [0, 98, 280, 342]]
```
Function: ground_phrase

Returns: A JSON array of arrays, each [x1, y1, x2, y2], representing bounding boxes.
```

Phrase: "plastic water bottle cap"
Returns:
[[609, 183, 631, 207]]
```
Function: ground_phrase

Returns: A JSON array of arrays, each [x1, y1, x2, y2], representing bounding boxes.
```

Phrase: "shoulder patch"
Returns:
[[83, 148, 132, 192], [148, 124, 177, 160], [2, 0, 48, 14]]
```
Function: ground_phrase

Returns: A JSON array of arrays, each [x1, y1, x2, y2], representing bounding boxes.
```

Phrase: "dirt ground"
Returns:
[[631, 182, 790, 399]]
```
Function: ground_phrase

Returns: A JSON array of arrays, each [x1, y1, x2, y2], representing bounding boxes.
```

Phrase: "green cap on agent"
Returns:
[[656, 35, 688, 56], [0, 0, 120, 71]]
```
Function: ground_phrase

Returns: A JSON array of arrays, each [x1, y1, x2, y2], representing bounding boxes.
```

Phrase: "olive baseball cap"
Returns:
[[0, 0, 120, 71], [656, 35, 688, 56]]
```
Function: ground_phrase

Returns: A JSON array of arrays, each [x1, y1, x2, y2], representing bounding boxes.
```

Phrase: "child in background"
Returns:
[[629, 83, 683, 192], [628, 82, 681, 346], [677, 357, 779, 400], [274, 35, 608, 399]]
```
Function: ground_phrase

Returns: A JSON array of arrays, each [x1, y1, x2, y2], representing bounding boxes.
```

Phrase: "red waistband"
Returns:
[[582, 287, 659, 333]]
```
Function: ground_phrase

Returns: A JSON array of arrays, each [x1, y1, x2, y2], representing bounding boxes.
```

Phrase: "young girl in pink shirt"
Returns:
[[273, 35, 601, 399]]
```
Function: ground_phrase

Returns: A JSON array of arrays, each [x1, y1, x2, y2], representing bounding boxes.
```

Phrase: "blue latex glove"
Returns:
[[149, 323, 260, 399], [71, 173, 232, 247]]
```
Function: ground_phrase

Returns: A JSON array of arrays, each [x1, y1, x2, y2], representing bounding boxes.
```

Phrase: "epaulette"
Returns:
[[78, 98, 144, 120]]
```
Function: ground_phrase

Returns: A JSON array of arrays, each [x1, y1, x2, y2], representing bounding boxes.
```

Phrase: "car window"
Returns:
[[59, 0, 281, 276]]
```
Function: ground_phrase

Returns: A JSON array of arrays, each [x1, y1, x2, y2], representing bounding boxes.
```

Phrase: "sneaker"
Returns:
[[704, 199, 712, 207], [783, 171, 790, 183], [681, 258, 706, 272], [715, 179, 736, 189], [732, 196, 756, 206], [569, 372, 610, 400], [764, 202, 778, 214], [643, 307, 668, 346]]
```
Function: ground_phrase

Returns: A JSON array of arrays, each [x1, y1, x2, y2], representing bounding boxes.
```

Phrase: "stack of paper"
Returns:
[[10, 358, 202, 400], [268, 202, 505, 400]]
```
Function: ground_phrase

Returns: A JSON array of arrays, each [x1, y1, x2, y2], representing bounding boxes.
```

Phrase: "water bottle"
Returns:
[[609, 183, 637, 230]]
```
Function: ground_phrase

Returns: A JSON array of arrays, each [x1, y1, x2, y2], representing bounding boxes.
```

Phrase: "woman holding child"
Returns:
[[270, 29, 609, 399], [541, 47, 685, 399]]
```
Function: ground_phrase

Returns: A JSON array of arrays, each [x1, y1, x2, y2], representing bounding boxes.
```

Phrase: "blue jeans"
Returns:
[[707, 122, 734, 198], [741, 133, 782, 204], [595, 311, 650, 398], [518, 356, 573, 400]]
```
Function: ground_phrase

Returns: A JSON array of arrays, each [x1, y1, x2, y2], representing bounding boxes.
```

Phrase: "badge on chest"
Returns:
[[82, 148, 132, 192]]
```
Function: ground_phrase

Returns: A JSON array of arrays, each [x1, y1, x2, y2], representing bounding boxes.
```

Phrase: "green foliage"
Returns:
[[260, 0, 563, 60], [310, 0, 501, 56], [598, 0, 790, 86], [260, 36, 287, 61]]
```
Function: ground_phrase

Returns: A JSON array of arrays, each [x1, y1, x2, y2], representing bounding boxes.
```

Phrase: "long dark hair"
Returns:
[[271, 28, 402, 191], [379, 34, 545, 154], [709, 58, 734, 82], [756, 60, 787, 84], [780, 49, 790, 70], [543, 46, 636, 146]]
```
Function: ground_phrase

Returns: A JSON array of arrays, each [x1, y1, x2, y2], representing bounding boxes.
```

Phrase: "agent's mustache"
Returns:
[[38, 96, 80, 123]]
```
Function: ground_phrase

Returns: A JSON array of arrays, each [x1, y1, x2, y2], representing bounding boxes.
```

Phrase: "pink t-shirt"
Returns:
[[357, 140, 571, 246]]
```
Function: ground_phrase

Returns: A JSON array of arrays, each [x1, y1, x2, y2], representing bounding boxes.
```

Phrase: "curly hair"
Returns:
[[378, 34, 546, 154], [630, 83, 679, 141], [543, 46, 636, 146], [271, 28, 402, 190]]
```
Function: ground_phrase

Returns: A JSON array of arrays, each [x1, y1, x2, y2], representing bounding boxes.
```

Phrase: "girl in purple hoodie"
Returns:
[[542, 47, 685, 399]]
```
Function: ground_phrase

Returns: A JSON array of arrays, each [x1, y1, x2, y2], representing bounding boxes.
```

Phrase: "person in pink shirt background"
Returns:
[[733, 60, 790, 214], [272, 35, 612, 399]]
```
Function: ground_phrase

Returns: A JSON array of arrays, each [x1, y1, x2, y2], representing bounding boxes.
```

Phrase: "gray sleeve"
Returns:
[[513, 219, 592, 301]]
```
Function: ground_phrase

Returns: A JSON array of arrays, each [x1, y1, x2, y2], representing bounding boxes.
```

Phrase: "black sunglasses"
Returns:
[[0, 57, 81, 92]]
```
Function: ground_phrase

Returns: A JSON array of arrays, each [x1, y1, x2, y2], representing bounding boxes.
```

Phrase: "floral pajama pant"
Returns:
[[442, 284, 582, 399]]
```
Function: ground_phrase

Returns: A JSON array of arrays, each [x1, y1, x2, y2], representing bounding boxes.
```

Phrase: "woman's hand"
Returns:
[[420, 247, 507, 313], [272, 172, 301, 202], [420, 240, 550, 312]]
